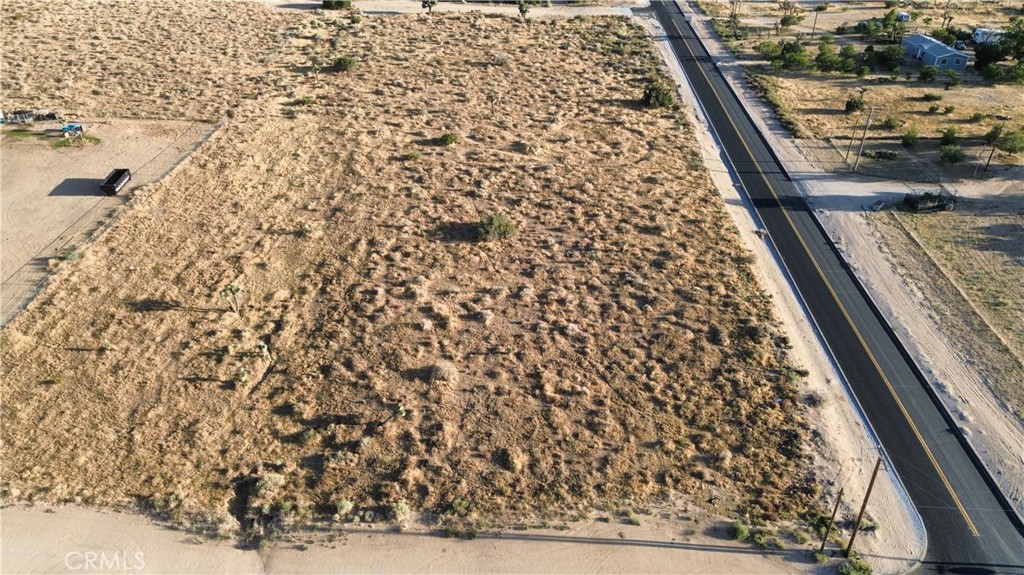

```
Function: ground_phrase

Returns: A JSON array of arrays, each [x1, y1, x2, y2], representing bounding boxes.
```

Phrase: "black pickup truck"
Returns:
[[100, 168, 131, 196]]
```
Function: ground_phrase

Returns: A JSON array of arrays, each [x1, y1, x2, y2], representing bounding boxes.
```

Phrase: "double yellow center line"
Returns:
[[663, 5, 980, 536]]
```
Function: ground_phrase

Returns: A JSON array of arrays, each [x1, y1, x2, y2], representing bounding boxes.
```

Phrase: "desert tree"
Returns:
[[940, 9, 954, 29], [778, 1, 804, 29], [422, 0, 437, 14], [729, 0, 742, 37], [519, 0, 531, 20]]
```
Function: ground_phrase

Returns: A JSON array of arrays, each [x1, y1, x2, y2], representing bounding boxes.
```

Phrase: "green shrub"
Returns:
[[940, 144, 965, 163], [440, 132, 459, 146], [389, 500, 411, 521], [980, 65, 1005, 84], [918, 66, 938, 82], [781, 14, 805, 28], [835, 23, 849, 34], [334, 56, 356, 71], [940, 126, 957, 145], [757, 41, 783, 60], [812, 550, 830, 564], [928, 104, 940, 113], [988, 127, 1024, 153], [943, 105, 956, 114], [881, 116, 901, 130], [751, 528, 775, 548], [729, 521, 750, 541], [901, 126, 919, 147], [839, 555, 873, 575], [922, 91, 943, 101], [969, 112, 987, 122], [478, 213, 517, 241], [322, 0, 350, 8], [350, 13, 362, 24], [845, 95, 865, 113], [641, 82, 675, 109]]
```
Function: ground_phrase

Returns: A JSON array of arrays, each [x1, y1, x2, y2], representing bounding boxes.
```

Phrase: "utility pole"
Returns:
[[846, 457, 882, 557], [852, 107, 874, 173], [818, 487, 844, 554], [984, 119, 1006, 173], [811, 5, 820, 39], [845, 121, 859, 162]]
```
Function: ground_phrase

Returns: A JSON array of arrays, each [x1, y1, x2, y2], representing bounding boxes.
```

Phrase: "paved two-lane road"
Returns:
[[649, 2, 1024, 571]]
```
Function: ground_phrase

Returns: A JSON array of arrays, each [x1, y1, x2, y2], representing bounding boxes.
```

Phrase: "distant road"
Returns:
[[650, 1, 1024, 571]]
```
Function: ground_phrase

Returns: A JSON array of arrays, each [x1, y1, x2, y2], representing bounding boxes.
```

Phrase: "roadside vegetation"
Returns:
[[697, 0, 1023, 177]]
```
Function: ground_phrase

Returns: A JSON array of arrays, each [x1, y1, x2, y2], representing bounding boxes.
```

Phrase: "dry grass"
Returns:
[[872, 206, 1024, 418], [0, 1, 817, 541], [696, 0, 1023, 178]]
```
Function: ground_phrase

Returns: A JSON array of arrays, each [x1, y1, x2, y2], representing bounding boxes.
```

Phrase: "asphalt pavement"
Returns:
[[648, 1, 1024, 571]]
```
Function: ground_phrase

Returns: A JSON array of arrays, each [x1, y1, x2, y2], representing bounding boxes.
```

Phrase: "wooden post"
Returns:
[[852, 107, 874, 173], [984, 120, 1006, 173], [819, 487, 844, 554], [846, 457, 882, 557], [845, 121, 859, 162]]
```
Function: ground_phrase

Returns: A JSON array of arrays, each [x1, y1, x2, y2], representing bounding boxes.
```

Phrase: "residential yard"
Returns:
[[697, 0, 1024, 178]]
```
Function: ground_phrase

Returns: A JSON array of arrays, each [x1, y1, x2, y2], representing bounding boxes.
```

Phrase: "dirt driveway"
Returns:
[[1, 119, 212, 325]]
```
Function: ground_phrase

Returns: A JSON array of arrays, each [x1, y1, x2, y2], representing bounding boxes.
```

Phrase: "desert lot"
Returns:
[[1, 0, 815, 535], [0, 1, 930, 573]]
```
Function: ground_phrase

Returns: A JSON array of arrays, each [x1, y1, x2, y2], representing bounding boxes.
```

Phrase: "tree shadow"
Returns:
[[432, 222, 480, 243], [973, 222, 1024, 265], [595, 98, 644, 110], [126, 298, 217, 313], [799, 107, 848, 116]]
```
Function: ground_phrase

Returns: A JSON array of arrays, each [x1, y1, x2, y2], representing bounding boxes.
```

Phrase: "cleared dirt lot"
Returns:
[[1, 120, 213, 324]]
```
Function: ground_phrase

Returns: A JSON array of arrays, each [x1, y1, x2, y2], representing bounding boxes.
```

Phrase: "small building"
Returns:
[[902, 34, 970, 71], [972, 27, 1005, 45]]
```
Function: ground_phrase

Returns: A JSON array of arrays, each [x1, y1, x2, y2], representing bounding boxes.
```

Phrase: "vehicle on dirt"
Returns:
[[100, 168, 131, 196], [903, 191, 956, 212]]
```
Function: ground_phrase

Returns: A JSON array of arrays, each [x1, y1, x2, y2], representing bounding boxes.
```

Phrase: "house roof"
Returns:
[[902, 34, 970, 59]]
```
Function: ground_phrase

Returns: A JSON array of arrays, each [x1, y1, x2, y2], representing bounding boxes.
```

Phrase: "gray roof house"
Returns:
[[902, 34, 970, 71]]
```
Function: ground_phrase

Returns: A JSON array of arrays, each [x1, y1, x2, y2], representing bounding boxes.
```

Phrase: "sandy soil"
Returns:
[[685, 0, 1024, 520], [0, 0, 926, 573], [1, 505, 821, 575], [1, 119, 214, 325]]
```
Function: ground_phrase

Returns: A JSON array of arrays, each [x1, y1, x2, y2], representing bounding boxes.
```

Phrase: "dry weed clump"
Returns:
[[0, 7, 816, 536], [1, 0, 295, 120]]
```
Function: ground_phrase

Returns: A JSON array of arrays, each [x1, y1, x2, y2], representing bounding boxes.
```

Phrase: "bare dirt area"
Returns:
[[0, 0, 838, 562], [1, 505, 818, 575], [1, 119, 214, 325], [685, 0, 1024, 519]]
